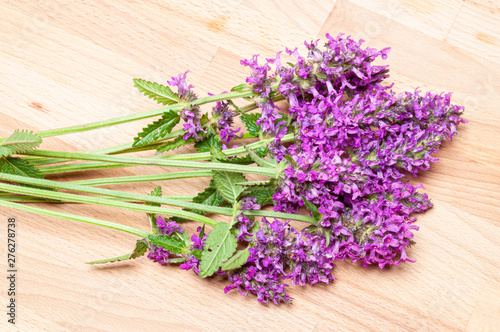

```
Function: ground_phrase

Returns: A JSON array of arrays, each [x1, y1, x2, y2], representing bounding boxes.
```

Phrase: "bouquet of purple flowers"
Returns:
[[0, 33, 466, 304]]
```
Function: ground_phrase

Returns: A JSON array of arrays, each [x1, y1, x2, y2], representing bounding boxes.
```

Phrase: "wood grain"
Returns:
[[0, 1, 499, 331]]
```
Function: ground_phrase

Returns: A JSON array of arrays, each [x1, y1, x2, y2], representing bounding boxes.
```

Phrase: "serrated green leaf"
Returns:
[[0, 130, 42, 157], [0, 157, 43, 179], [133, 111, 180, 147], [194, 135, 223, 153], [245, 186, 275, 207], [212, 171, 247, 204], [199, 222, 237, 277], [221, 248, 251, 271], [302, 197, 323, 221], [244, 145, 277, 168], [255, 147, 268, 158], [156, 136, 195, 154], [240, 113, 261, 137], [133, 79, 179, 105], [192, 183, 226, 209], [86, 238, 148, 265], [147, 234, 188, 255], [149, 186, 162, 199]]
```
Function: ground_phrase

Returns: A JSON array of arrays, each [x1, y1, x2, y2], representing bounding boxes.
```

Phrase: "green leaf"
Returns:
[[212, 171, 247, 204], [146, 186, 162, 232], [156, 136, 195, 154], [230, 83, 248, 92], [199, 222, 237, 277], [255, 147, 268, 158], [133, 79, 179, 105], [240, 113, 261, 137], [0, 130, 42, 157], [301, 197, 323, 221], [147, 234, 188, 255], [149, 186, 162, 199], [192, 182, 226, 209], [0, 157, 43, 179], [191, 250, 202, 260], [133, 111, 180, 147], [86, 238, 148, 265], [245, 186, 275, 207], [194, 135, 223, 153], [244, 145, 277, 168], [221, 248, 251, 271]]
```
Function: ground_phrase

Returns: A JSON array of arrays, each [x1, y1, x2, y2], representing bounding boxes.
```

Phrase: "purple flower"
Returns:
[[148, 246, 170, 265], [225, 218, 292, 305], [156, 216, 184, 236], [168, 71, 196, 101], [168, 71, 204, 140], [179, 227, 207, 275], [212, 100, 242, 143]]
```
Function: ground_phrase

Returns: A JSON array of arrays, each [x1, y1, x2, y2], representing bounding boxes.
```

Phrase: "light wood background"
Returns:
[[0, 1, 499, 331]]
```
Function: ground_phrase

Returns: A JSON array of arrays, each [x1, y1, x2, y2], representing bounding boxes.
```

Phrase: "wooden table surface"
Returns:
[[1, 1, 499, 331]]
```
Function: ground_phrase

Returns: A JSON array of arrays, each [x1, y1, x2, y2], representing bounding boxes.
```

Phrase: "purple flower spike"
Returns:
[[168, 71, 195, 100]]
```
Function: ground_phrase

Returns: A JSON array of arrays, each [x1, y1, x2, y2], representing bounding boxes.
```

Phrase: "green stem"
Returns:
[[0, 193, 194, 202], [0, 182, 218, 227], [244, 210, 317, 224], [0, 173, 317, 224], [0, 173, 230, 215], [20, 100, 262, 166], [68, 170, 213, 186], [25, 130, 186, 166], [23, 150, 278, 177], [26, 122, 257, 167], [35, 133, 295, 175], [0, 199, 149, 237], [39, 162, 128, 175], [0, 90, 256, 143]]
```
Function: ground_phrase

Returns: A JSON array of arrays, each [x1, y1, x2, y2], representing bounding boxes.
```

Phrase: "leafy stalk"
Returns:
[[0, 199, 149, 237], [22, 150, 279, 177], [69, 170, 213, 186], [0, 90, 256, 142], [0, 173, 317, 223], [0, 181, 218, 226], [34, 133, 295, 175]]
